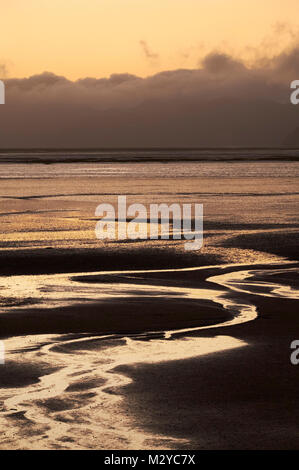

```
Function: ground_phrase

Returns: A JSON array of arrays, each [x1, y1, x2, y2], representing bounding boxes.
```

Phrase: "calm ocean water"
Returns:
[[0, 149, 299, 178]]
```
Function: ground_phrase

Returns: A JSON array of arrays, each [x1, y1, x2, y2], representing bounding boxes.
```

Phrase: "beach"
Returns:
[[0, 151, 298, 449]]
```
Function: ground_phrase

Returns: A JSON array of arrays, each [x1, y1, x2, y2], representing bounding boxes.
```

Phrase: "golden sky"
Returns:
[[2, 0, 299, 79]]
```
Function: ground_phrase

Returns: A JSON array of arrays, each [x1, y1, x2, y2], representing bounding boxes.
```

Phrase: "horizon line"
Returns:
[[0, 147, 299, 152]]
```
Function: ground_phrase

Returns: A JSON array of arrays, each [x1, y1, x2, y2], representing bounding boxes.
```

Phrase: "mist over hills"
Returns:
[[1, 49, 299, 148]]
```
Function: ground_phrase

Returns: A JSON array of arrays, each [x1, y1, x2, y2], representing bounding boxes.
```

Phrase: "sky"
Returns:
[[1, 0, 299, 147], [1, 0, 299, 79]]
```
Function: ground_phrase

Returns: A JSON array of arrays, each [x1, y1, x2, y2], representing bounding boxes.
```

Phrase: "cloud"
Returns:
[[1, 46, 299, 148], [272, 21, 297, 39], [200, 52, 246, 74], [139, 40, 159, 61], [269, 47, 299, 80], [0, 63, 8, 79]]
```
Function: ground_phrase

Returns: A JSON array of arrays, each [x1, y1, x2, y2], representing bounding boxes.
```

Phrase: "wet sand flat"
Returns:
[[0, 159, 298, 449], [113, 293, 299, 449]]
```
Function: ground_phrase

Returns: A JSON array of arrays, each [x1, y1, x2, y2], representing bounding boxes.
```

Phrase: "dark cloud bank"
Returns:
[[1, 48, 299, 148]]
